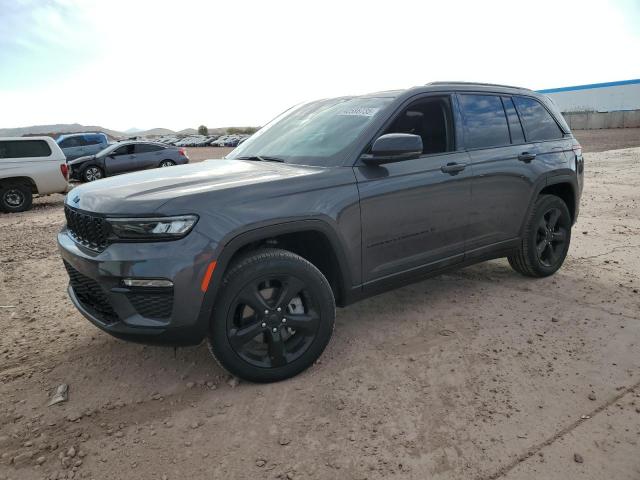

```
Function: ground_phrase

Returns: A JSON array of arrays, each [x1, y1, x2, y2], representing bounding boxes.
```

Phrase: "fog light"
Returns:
[[122, 279, 173, 288]]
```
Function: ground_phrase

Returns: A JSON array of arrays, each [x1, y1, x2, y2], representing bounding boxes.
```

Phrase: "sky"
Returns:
[[0, 0, 639, 131]]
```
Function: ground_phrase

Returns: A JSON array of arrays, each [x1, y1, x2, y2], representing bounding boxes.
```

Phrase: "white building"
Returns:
[[538, 79, 640, 113]]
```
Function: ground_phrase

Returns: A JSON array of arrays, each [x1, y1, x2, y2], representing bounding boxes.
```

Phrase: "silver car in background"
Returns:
[[68, 141, 189, 182]]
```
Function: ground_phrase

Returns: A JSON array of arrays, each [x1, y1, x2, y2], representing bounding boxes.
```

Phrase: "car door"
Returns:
[[512, 95, 573, 183], [134, 144, 163, 169], [84, 134, 104, 156], [458, 93, 537, 252], [60, 136, 85, 160], [355, 94, 473, 284], [104, 144, 136, 174], [461, 93, 570, 254]]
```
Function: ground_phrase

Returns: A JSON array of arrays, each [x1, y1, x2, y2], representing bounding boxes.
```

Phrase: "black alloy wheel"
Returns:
[[535, 207, 569, 267], [208, 248, 335, 382], [508, 194, 572, 277], [227, 275, 319, 368]]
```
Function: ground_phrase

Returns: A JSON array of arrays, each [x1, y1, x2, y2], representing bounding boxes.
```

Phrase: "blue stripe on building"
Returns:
[[537, 79, 640, 94]]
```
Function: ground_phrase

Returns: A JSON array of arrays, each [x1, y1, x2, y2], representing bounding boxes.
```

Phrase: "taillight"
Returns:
[[179, 148, 187, 157], [573, 143, 584, 174], [60, 163, 69, 181]]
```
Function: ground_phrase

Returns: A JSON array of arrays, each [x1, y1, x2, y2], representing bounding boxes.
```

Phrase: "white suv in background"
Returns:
[[0, 137, 69, 213]]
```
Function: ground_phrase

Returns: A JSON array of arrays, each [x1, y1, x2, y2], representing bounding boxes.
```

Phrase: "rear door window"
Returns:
[[513, 96, 563, 141], [134, 144, 163, 153], [59, 136, 84, 148], [84, 135, 104, 146], [459, 94, 510, 149], [0, 140, 52, 159], [501, 97, 525, 144]]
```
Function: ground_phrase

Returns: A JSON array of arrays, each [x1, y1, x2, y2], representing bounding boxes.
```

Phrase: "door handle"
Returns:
[[441, 162, 466, 175], [518, 152, 536, 162]]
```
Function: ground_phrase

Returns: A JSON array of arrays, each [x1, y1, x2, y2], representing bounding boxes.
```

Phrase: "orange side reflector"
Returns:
[[200, 260, 217, 292]]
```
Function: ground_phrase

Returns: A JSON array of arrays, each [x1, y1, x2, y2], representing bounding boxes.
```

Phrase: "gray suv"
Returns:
[[57, 133, 109, 160], [58, 82, 584, 382], [68, 141, 189, 182]]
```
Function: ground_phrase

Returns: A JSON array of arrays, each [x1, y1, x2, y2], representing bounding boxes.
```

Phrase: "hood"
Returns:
[[68, 155, 96, 166], [66, 159, 322, 214]]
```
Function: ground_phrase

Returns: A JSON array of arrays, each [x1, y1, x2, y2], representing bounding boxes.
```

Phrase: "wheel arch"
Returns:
[[0, 176, 38, 194], [195, 219, 353, 340], [539, 180, 577, 223], [217, 220, 351, 305], [519, 174, 579, 236]]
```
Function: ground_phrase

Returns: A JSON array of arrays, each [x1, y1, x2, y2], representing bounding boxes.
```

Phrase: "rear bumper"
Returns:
[[57, 228, 216, 346]]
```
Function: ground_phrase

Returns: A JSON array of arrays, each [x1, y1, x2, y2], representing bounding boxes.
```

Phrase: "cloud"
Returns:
[[0, 0, 639, 130]]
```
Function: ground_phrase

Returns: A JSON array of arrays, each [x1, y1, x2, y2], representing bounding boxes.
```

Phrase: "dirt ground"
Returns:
[[574, 127, 640, 152], [1, 137, 640, 480], [184, 147, 234, 163]]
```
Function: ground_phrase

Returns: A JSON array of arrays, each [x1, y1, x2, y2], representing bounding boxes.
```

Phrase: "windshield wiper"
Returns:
[[237, 155, 284, 163]]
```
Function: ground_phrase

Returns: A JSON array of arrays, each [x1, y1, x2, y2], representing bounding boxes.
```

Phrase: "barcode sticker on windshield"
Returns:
[[337, 107, 380, 117]]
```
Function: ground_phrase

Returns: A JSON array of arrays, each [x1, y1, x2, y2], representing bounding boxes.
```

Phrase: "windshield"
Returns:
[[226, 96, 393, 166]]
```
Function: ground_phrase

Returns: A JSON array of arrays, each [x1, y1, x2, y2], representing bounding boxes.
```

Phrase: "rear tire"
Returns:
[[159, 160, 175, 167], [508, 194, 572, 277], [82, 165, 104, 182], [0, 183, 32, 213], [207, 248, 335, 383]]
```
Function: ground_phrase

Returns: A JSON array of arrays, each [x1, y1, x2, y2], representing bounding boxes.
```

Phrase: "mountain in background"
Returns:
[[0, 123, 256, 139], [0, 123, 125, 139]]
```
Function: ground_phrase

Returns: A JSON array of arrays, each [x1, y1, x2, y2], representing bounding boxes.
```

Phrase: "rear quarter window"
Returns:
[[85, 135, 105, 146], [135, 144, 164, 153], [0, 140, 52, 159], [513, 96, 563, 141], [59, 136, 85, 148], [459, 94, 511, 149]]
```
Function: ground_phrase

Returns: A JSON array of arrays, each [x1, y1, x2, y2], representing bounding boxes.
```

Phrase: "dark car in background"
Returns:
[[57, 132, 109, 160], [68, 141, 189, 182]]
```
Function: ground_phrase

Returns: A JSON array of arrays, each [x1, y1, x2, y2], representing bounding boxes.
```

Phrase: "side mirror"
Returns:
[[361, 133, 423, 165]]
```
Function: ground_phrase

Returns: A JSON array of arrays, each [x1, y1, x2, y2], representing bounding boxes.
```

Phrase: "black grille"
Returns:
[[64, 206, 109, 251], [127, 292, 173, 319], [63, 261, 118, 324]]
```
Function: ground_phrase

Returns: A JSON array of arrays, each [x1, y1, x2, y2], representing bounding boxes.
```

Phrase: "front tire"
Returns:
[[508, 194, 572, 277], [0, 183, 33, 213], [208, 248, 335, 383], [82, 165, 104, 182]]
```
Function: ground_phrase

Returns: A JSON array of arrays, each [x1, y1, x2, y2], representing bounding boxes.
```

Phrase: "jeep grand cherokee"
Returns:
[[58, 82, 584, 382]]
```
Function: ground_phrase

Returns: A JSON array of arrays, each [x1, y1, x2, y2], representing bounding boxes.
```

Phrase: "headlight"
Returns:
[[107, 215, 198, 240]]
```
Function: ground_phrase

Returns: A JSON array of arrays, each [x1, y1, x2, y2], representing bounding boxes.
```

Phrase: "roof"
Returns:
[[364, 82, 533, 99], [537, 78, 640, 94], [426, 81, 531, 91]]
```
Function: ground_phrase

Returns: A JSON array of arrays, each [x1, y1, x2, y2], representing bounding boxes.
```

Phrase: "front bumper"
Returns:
[[57, 227, 216, 346]]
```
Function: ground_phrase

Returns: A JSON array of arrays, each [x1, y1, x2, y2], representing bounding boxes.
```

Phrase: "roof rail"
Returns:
[[427, 81, 530, 90]]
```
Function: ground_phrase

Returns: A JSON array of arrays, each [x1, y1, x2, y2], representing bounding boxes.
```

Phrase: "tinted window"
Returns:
[[0, 140, 52, 159], [84, 135, 104, 146], [501, 97, 525, 144], [382, 96, 453, 154], [59, 137, 84, 148], [112, 145, 134, 156], [513, 96, 563, 141], [459, 95, 510, 149], [135, 144, 163, 153]]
